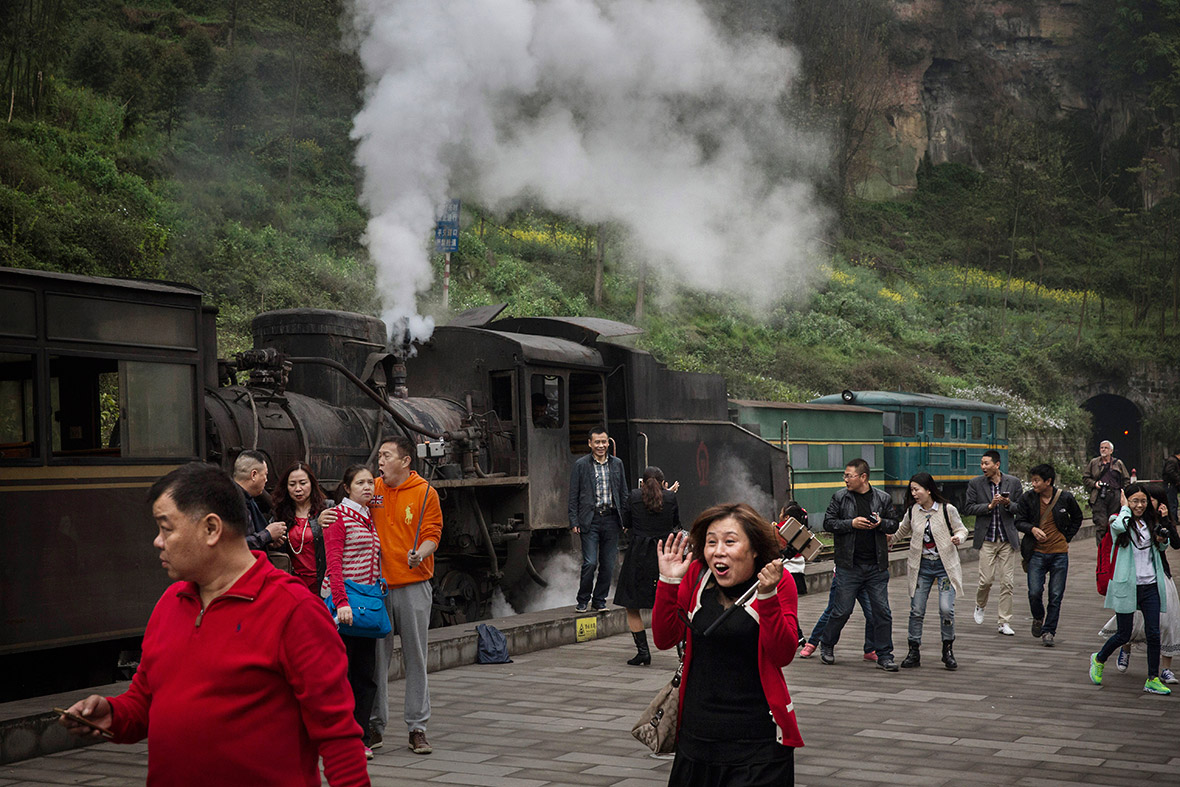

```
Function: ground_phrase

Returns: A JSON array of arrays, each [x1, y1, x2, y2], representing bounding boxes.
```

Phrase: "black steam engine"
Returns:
[[0, 268, 789, 696]]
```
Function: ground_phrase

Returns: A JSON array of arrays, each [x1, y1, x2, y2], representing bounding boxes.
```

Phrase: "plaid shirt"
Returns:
[[593, 457, 611, 510], [986, 479, 1007, 543]]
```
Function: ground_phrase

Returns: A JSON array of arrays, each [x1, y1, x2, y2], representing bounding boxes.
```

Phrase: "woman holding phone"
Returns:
[[652, 503, 803, 785]]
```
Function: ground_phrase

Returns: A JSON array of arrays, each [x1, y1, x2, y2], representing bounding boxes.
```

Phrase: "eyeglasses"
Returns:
[[842, 472, 866, 479]]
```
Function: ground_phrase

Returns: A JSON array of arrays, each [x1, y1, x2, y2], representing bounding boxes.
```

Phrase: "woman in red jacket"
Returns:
[[653, 502, 803, 786]]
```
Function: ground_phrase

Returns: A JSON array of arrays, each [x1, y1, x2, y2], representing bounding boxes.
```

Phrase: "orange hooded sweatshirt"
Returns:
[[371, 471, 442, 589]]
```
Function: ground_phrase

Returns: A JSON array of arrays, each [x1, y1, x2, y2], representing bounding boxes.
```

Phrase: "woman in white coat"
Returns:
[[894, 472, 969, 670]]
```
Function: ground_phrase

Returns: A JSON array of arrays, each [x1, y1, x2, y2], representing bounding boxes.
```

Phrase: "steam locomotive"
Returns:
[[0, 267, 789, 696]]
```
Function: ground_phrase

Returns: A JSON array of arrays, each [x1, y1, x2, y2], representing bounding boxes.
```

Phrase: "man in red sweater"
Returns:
[[59, 463, 369, 786]]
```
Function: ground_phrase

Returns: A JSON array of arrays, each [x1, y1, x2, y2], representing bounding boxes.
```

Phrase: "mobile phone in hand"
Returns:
[[54, 707, 115, 738]]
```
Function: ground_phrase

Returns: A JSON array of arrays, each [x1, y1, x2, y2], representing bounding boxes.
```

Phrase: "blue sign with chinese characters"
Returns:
[[434, 199, 461, 253]]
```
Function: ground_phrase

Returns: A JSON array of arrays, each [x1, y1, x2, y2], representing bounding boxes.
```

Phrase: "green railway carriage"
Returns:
[[810, 390, 1009, 506], [728, 399, 884, 519]]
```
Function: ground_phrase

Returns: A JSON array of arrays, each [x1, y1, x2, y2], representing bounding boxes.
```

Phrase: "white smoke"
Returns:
[[712, 452, 777, 521], [490, 549, 583, 616], [346, 0, 827, 339]]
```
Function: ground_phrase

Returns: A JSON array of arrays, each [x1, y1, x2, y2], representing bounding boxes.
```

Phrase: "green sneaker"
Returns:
[[1089, 653, 1103, 685], [1144, 677, 1172, 695]]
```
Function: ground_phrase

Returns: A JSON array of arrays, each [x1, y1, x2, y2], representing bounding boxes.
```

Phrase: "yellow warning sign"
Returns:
[[576, 616, 597, 642]]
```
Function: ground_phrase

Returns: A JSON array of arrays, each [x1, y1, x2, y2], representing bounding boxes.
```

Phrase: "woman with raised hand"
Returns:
[[652, 503, 803, 785], [614, 466, 681, 666], [1090, 484, 1176, 695], [272, 461, 329, 593], [894, 473, 969, 670]]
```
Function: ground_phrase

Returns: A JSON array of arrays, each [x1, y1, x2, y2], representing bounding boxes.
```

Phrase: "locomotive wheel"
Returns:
[[434, 570, 484, 627]]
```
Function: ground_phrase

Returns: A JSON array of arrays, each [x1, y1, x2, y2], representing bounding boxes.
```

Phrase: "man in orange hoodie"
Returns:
[[370, 434, 441, 755]]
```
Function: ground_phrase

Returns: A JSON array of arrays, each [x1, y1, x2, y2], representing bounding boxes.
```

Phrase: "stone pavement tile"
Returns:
[[606, 780, 668, 787], [424, 774, 548, 787], [7, 756, 92, 772], [78, 779, 142, 787], [401, 759, 521, 778], [1098, 758, 1179, 774], [58, 762, 147, 779], [555, 751, 666, 770], [854, 729, 959, 746], [443, 733, 543, 748], [832, 768, 948, 785], [994, 750, 1106, 767], [952, 739, 1064, 755], [50, 749, 148, 765], [581, 764, 676, 780], [0, 768, 102, 784]]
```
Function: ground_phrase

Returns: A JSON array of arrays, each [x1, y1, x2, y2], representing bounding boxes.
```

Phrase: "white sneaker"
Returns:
[[973, 606, 985, 625], [1162, 668, 1178, 684], [997, 623, 1015, 636]]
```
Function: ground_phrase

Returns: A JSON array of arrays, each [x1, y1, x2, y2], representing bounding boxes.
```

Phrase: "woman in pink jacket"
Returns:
[[652, 502, 803, 785]]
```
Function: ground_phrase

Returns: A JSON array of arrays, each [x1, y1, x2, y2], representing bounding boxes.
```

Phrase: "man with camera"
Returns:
[[964, 450, 1023, 636], [1084, 440, 1130, 547], [819, 459, 900, 671]]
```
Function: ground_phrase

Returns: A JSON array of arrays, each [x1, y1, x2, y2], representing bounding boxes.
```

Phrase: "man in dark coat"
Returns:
[[568, 425, 629, 613], [964, 450, 1023, 635], [1083, 440, 1130, 546]]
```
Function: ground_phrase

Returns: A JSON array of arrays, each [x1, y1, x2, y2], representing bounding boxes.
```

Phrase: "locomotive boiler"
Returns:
[[0, 267, 790, 698]]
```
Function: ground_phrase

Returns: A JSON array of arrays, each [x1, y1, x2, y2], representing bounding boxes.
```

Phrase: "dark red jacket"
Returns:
[[652, 562, 804, 748], [107, 552, 369, 786]]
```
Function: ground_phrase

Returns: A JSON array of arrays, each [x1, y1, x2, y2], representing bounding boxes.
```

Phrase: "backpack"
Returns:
[[475, 623, 512, 664], [1096, 530, 1118, 596]]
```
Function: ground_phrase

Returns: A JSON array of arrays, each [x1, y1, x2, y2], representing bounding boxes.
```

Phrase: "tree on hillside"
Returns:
[[152, 46, 196, 139], [786, 0, 892, 215]]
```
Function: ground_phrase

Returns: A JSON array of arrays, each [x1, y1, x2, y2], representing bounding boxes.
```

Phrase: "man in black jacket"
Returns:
[[232, 450, 286, 551], [820, 458, 900, 671], [568, 426, 629, 613], [1013, 463, 1083, 647], [1164, 448, 1180, 526]]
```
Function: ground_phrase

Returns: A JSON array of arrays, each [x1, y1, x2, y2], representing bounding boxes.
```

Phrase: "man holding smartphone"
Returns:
[[58, 463, 369, 786], [964, 451, 1023, 636], [819, 459, 901, 671]]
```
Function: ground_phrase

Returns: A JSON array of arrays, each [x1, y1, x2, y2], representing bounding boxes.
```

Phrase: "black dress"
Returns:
[[613, 489, 680, 609]]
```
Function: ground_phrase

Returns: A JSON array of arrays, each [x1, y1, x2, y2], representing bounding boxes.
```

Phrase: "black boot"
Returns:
[[627, 630, 651, 666], [941, 640, 957, 670], [900, 640, 921, 668]]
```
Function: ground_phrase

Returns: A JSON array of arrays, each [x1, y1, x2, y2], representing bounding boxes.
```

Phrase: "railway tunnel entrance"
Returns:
[[1082, 394, 1141, 477]]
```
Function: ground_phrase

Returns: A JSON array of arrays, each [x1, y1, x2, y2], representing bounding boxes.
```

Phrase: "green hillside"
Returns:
[[3, 0, 1179, 474]]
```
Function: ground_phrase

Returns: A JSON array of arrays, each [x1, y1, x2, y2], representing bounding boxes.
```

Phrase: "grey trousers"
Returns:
[[371, 580, 432, 734]]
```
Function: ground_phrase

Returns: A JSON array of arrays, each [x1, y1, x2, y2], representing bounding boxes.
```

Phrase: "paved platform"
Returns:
[[4, 532, 1173, 786]]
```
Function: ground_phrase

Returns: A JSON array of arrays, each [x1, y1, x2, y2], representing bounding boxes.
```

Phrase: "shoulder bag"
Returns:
[[630, 641, 684, 755], [323, 507, 393, 638]]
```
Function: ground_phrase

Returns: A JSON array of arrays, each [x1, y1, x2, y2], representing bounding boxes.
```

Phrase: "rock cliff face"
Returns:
[[857, 0, 1093, 199]]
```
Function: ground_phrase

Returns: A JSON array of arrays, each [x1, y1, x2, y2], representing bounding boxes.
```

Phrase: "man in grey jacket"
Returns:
[[568, 425, 629, 613], [964, 450, 1022, 635], [1083, 440, 1130, 546], [820, 458, 900, 671]]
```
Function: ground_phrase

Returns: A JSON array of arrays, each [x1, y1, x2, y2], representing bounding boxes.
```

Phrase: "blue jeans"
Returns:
[[809, 566, 876, 653], [1098, 584, 1163, 678], [577, 511, 620, 607], [908, 557, 955, 644], [820, 563, 893, 660], [1027, 552, 1069, 635]]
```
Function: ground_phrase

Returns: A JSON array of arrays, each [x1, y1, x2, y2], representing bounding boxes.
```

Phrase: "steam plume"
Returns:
[[346, 0, 826, 338]]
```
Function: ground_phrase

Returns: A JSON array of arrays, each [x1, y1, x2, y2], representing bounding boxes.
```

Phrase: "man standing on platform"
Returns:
[[325, 435, 442, 755], [568, 425, 629, 613], [1083, 440, 1130, 546], [60, 463, 369, 785], [964, 450, 1022, 636], [819, 458, 900, 671], [233, 449, 287, 551], [1014, 463, 1083, 647]]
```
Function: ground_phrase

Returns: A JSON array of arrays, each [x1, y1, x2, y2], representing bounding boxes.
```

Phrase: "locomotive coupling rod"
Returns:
[[286, 356, 442, 439]]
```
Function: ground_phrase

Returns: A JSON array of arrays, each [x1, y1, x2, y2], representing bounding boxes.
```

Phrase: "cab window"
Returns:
[[0, 353, 36, 458], [50, 356, 195, 458], [530, 374, 564, 429]]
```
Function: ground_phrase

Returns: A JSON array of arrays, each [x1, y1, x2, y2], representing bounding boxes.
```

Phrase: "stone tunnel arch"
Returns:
[[1082, 394, 1142, 477]]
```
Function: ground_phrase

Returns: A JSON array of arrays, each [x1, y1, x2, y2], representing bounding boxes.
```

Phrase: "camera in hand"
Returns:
[[1155, 523, 1172, 541]]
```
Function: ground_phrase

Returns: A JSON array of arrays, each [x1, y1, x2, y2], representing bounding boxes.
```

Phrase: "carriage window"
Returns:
[[933, 414, 945, 438], [899, 412, 916, 437], [917, 411, 924, 432], [882, 412, 897, 435], [827, 444, 843, 469], [996, 418, 1007, 440], [971, 417, 982, 440], [51, 356, 195, 458], [0, 353, 37, 458], [0, 288, 36, 338], [46, 295, 196, 349], [951, 419, 959, 438], [861, 445, 875, 465], [529, 374, 564, 428], [790, 444, 808, 469]]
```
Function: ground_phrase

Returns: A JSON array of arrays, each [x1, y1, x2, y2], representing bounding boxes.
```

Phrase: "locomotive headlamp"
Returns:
[[841, 389, 855, 403], [417, 440, 447, 459]]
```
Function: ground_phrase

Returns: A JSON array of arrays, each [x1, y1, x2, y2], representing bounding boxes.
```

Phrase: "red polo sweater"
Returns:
[[107, 552, 369, 786]]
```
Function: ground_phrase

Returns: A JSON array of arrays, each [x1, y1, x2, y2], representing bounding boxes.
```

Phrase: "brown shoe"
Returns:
[[408, 730, 432, 755]]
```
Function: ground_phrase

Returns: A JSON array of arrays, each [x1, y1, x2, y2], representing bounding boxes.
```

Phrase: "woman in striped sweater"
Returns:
[[322, 464, 380, 758]]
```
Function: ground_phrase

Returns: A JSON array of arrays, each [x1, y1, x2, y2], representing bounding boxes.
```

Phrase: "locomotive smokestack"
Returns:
[[389, 320, 413, 399]]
